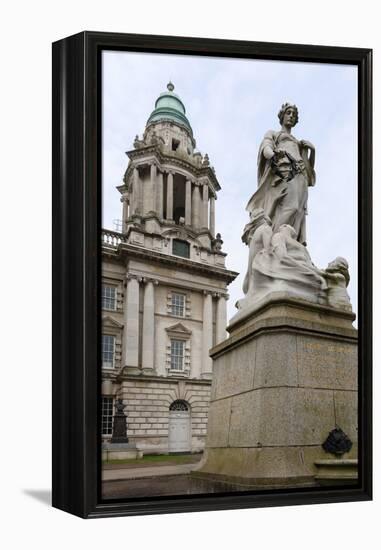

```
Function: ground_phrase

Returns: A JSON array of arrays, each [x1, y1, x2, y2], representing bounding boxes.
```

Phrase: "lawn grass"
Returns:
[[103, 453, 201, 466]]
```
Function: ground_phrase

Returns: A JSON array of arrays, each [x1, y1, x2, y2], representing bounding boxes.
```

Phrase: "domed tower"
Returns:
[[118, 82, 223, 253], [102, 83, 237, 455]]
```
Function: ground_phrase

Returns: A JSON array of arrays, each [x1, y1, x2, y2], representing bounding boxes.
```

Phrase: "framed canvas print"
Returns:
[[52, 31, 372, 518]]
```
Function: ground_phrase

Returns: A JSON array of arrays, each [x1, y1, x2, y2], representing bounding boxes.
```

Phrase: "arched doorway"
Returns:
[[168, 400, 191, 453]]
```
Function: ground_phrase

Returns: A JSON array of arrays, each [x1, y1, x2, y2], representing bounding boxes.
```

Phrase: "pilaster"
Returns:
[[202, 290, 213, 379], [209, 195, 216, 237], [124, 274, 141, 371], [142, 278, 157, 373], [185, 179, 192, 225], [202, 183, 209, 229]]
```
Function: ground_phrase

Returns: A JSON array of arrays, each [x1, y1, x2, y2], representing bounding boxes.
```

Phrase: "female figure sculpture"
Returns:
[[246, 103, 316, 245]]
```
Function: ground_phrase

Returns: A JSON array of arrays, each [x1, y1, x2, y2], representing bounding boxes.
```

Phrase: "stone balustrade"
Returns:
[[101, 229, 126, 247]]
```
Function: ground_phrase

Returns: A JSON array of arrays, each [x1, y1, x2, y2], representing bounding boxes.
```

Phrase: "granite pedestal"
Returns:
[[196, 293, 358, 488], [102, 442, 143, 461]]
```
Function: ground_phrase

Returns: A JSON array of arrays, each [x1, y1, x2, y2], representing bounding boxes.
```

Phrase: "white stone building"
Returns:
[[101, 82, 237, 454]]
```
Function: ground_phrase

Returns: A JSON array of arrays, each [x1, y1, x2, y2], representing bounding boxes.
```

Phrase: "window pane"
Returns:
[[102, 335, 115, 368], [102, 285, 117, 310], [170, 339, 185, 370], [171, 292, 185, 316]]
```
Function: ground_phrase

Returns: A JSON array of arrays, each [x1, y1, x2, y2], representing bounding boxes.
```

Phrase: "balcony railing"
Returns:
[[101, 228, 126, 247]]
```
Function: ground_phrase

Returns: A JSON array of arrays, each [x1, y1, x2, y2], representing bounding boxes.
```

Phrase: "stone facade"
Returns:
[[101, 83, 237, 454]]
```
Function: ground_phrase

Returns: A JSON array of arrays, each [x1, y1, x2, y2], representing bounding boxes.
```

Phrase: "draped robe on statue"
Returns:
[[246, 130, 316, 245]]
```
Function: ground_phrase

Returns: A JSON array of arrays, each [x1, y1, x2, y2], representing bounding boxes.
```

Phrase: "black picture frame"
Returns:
[[52, 31, 372, 519]]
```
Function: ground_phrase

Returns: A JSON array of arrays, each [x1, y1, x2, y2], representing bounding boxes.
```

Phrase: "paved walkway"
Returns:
[[102, 462, 200, 481]]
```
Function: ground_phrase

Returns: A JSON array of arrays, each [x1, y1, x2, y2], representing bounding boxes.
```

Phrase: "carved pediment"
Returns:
[[162, 227, 191, 241], [102, 315, 123, 329], [165, 322, 192, 336]]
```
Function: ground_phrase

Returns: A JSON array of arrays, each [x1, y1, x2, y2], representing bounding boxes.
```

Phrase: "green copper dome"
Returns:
[[146, 82, 193, 135]]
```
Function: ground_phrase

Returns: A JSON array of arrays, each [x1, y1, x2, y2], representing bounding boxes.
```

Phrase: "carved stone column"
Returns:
[[142, 279, 156, 373], [124, 275, 140, 370], [185, 179, 192, 225], [156, 171, 164, 218], [120, 193, 129, 232], [192, 183, 201, 230], [216, 293, 228, 344], [132, 167, 142, 215], [131, 168, 138, 215], [202, 291, 213, 378], [167, 171, 174, 220], [149, 163, 157, 214], [209, 195, 216, 237], [202, 184, 209, 229]]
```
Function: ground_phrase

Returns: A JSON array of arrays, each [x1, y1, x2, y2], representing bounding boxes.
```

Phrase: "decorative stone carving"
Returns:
[[212, 232, 223, 251], [133, 135, 145, 149], [325, 257, 352, 311], [238, 221, 327, 309], [202, 153, 210, 167], [322, 428, 353, 456]]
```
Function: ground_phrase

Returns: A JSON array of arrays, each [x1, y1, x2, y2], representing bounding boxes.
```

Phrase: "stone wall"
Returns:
[[114, 378, 211, 453]]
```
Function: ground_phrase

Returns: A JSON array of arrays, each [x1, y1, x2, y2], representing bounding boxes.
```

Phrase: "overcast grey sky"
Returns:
[[102, 50, 358, 321]]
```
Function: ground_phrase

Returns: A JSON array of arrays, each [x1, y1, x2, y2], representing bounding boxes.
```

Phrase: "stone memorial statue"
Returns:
[[237, 103, 352, 313], [198, 103, 358, 488], [246, 103, 315, 246]]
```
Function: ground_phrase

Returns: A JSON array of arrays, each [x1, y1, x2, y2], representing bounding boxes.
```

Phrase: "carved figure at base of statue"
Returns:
[[324, 257, 352, 311], [237, 208, 352, 312], [241, 208, 272, 297]]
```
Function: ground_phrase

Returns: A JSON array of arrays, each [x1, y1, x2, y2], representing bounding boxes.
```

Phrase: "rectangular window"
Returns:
[[170, 339, 185, 371], [102, 285, 117, 310], [171, 292, 185, 317], [172, 239, 190, 259], [102, 397, 114, 436], [102, 334, 115, 368]]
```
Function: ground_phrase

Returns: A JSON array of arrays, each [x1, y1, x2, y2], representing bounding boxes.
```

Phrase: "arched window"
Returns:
[[169, 400, 189, 411]]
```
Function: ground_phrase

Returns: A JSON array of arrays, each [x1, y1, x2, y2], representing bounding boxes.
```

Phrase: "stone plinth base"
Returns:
[[314, 459, 358, 486], [197, 295, 358, 487], [102, 442, 143, 461]]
